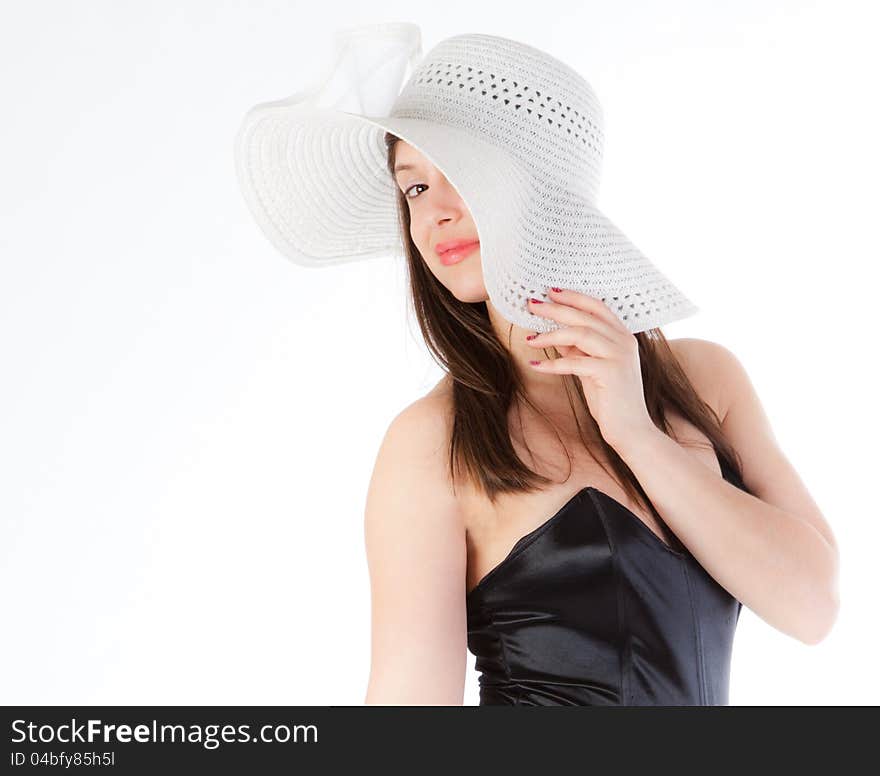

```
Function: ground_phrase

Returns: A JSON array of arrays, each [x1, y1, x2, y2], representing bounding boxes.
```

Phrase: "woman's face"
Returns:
[[392, 140, 488, 303]]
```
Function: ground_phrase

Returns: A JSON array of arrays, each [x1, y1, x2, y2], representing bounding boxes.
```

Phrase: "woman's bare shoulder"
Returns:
[[666, 337, 728, 421], [411, 375, 454, 430], [384, 374, 454, 475]]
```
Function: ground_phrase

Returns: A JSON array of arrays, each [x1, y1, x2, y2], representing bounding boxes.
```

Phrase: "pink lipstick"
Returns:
[[436, 239, 480, 266]]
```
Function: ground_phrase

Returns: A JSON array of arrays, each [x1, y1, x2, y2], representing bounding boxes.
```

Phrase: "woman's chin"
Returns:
[[447, 279, 488, 305], [427, 260, 487, 303]]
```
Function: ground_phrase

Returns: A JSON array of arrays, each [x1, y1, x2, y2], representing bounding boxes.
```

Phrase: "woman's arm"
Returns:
[[363, 395, 468, 705], [615, 338, 840, 645]]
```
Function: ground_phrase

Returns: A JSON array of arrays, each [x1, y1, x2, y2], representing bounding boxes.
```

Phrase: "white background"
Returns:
[[2, 0, 877, 705]]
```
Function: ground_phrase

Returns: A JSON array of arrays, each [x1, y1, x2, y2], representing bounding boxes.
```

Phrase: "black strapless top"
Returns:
[[466, 451, 748, 706]]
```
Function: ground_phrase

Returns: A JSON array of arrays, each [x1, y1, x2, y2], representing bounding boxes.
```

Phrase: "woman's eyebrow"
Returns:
[[393, 163, 417, 174]]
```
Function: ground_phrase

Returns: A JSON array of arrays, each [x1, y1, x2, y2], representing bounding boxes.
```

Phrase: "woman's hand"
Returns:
[[525, 287, 657, 451]]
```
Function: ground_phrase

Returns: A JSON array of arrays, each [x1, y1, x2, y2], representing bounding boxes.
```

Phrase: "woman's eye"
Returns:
[[404, 183, 427, 200]]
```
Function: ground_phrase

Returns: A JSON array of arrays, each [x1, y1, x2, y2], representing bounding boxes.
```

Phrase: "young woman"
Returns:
[[233, 23, 840, 706], [362, 137, 840, 706]]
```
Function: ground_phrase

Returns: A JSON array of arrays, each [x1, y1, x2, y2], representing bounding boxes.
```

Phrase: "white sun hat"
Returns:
[[233, 22, 699, 334]]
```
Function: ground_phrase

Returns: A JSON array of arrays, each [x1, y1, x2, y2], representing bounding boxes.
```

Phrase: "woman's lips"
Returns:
[[438, 241, 480, 266]]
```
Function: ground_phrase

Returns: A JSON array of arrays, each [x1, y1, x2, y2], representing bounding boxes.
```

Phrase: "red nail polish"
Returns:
[[526, 334, 537, 340], [550, 287, 562, 293], [529, 297, 543, 304], [529, 360, 542, 365]]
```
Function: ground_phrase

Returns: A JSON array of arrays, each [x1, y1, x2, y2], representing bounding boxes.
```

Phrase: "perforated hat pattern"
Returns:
[[234, 24, 698, 334]]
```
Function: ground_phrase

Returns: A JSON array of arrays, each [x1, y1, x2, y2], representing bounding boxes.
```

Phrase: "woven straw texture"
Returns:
[[235, 23, 698, 333]]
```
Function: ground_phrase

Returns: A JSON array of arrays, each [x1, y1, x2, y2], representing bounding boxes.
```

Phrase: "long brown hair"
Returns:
[[384, 132, 746, 533]]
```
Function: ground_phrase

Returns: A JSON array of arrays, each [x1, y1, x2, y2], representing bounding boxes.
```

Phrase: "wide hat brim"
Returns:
[[233, 40, 699, 334]]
